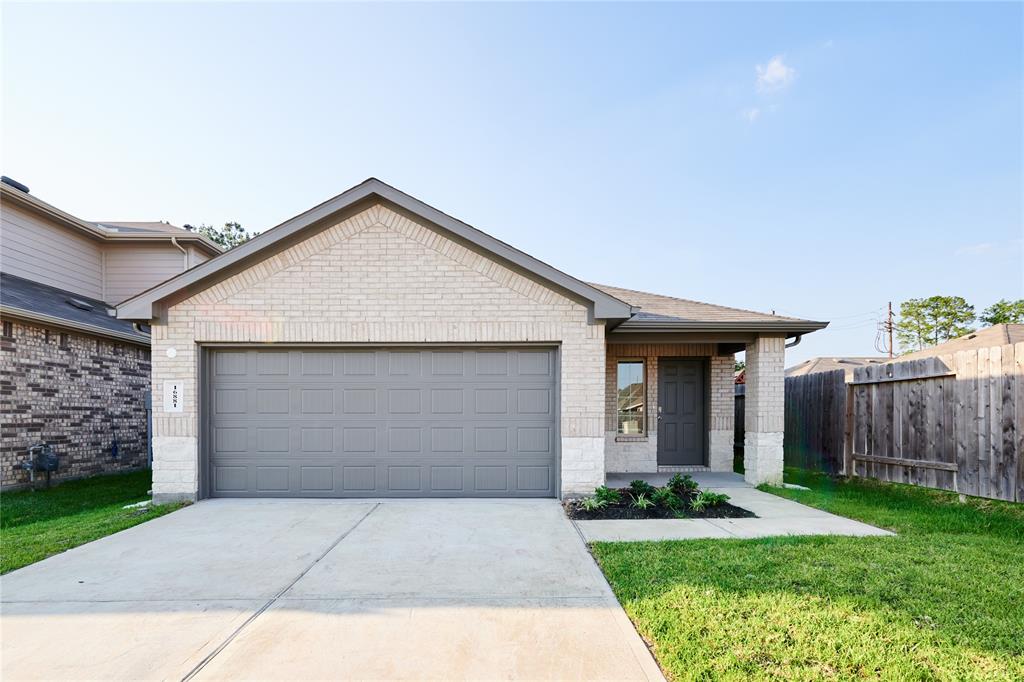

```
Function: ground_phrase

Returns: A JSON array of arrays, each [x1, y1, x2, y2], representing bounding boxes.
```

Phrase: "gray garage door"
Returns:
[[206, 348, 557, 498]]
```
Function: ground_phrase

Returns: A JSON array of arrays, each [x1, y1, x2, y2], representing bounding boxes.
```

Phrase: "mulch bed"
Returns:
[[563, 488, 757, 521]]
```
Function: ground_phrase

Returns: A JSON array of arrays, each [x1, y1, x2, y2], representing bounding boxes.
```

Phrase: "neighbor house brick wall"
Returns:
[[150, 203, 606, 501], [743, 334, 785, 485], [0, 319, 150, 488], [604, 342, 734, 473]]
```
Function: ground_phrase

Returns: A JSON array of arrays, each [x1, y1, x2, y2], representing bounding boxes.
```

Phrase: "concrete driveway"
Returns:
[[1, 499, 662, 681]]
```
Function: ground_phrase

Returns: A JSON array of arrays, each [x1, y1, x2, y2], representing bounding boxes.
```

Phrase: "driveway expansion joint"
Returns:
[[180, 502, 380, 682]]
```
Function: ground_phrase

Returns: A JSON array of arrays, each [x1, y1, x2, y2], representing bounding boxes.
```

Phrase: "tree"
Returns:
[[979, 299, 1024, 326], [895, 296, 975, 352], [185, 221, 257, 249]]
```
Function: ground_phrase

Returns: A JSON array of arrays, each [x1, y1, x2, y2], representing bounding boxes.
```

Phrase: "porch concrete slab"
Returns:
[[197, 597, 657, 681], [606, 471, 751, 490], [575, 518, 735, 542]]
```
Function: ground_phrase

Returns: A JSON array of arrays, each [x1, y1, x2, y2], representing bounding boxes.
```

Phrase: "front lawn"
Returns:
[[1, 470, 184, 574], [592, 470, 1024, 681]]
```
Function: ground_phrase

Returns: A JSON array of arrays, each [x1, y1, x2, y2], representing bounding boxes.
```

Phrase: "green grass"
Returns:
[[592, 469, 1024, 681], [1, 470, 185, 574]]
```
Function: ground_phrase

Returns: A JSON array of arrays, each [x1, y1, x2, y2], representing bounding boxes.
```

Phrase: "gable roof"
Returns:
[[1, 273, 149, 345], [0, 182, 222, 255], [897, 324, 1024, 360], [786, 356, 890, 378], [591, 283, 827, 335], [116, 178, 635, 321]]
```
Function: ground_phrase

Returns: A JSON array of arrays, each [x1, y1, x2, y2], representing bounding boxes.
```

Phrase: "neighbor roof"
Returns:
[[0, 182, 221, 255], [898, 324, 1024, 360], [1, 273, 150, 344], [95, 221, 200, 236], [786, 356, 890, 378], [117, 178, 635, 321], [591, 283, 827, 335]]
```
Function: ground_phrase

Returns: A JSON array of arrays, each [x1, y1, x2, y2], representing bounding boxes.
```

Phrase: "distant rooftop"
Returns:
[[898, 324, 1024, 360], [786, 356, 890, 378]]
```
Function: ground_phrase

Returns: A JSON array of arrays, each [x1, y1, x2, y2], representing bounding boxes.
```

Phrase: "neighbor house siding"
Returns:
[[103, 244, 188, 305], [0, 203, 104, 300], [149, 203, 606, 501], [187, 246, 211, 268], [0, 318, 150, 488], [604, 342, 734, 473]]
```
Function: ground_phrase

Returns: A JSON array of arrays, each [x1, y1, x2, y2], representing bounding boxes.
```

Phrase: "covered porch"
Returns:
[[590, 279, 826, 489], [603, 334, 790, 486]]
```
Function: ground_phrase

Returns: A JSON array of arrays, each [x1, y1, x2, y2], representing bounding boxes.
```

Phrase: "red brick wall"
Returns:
[[0, 319, 151, 487]]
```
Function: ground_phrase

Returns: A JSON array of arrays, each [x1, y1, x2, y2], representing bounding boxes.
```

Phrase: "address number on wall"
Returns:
[[163, 381, 184, 413]]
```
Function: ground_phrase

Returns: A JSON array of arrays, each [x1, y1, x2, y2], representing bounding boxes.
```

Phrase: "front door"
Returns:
[[657, 359, 706, 466]]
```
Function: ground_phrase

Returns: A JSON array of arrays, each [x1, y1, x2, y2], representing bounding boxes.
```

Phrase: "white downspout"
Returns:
[[171, 236, 188, 270]]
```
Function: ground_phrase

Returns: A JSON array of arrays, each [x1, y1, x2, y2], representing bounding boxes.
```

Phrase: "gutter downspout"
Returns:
[[170, 236, 188, 270], [785, 334, 803, 349]]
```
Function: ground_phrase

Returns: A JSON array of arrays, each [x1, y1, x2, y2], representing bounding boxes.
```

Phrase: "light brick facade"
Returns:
[[743, 334, 786, 485], [604, 342, 734, 473], [150, 204, 606, 501], [0, 319, 150, 488]]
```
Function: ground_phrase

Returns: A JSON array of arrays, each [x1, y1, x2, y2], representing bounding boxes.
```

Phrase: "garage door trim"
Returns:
[[197, 344, 562, 499]]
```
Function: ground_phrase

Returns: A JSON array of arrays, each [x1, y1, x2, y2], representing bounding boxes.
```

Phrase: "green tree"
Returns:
[[895, 296, 975, 352], [185, 221, 257, 249], [979, 299, 1024, 325]]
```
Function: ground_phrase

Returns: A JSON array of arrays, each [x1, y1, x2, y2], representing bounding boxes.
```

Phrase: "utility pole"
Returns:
[[886, 302, 894, 358]]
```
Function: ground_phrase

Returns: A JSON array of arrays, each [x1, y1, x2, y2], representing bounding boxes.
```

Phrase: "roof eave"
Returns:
[[612, 320, 829, 335], [1, 305, 150, 345], [1, 184, 223, 255]]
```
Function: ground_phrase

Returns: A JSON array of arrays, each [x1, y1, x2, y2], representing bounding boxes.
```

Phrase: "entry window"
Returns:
[[616, 360, 645, 435]]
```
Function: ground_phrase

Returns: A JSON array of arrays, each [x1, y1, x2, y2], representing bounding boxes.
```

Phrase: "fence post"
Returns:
[[843, 383, 854, 476]]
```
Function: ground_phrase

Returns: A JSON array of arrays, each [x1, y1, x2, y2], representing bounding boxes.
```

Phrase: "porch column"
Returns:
[[743, 335, 785, 485], [708, 353, 735, 471]]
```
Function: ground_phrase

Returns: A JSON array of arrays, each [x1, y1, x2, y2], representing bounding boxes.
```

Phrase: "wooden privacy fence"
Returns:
[[783, 342, 1024, 502]]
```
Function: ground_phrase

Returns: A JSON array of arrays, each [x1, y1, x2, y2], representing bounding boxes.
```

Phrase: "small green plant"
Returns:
[[593, 485, 622, 505], [629, 479, 656, 498], [580, 496, 608, 512], [667, 473, 698, 494], [652, 487, 682, 510], [690, 490, 730, 512], [631, 493, 655, 510]]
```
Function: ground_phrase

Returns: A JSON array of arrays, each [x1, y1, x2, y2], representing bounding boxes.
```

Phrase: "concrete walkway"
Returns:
[[1, 499, 663, 681], [577, 473, 893, 542]]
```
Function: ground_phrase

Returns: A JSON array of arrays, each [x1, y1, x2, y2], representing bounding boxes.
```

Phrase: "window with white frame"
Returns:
[[616, 360, 645, 435]]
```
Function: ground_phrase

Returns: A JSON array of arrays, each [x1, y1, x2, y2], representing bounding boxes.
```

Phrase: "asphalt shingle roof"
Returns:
[[0, 273, 149, 344], [589, 283, 817, 327]]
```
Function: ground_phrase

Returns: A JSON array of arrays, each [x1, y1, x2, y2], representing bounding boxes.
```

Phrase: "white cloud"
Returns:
[[955, 242, 995, 256], [756, 55, 796, 92], [823, 39, 834, 49], [741, 107, 761, 123]]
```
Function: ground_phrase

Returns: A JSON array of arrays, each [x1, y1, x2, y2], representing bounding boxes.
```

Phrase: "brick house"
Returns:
[[0, 177, 221, 487], [116, 179, 826, 502]]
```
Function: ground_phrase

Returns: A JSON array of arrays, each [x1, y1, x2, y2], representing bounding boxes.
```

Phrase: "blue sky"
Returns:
[[3, 2, 1021, 364]]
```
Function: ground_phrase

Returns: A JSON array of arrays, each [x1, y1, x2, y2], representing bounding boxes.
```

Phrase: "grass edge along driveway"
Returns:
[[591, 471, 1024, 681], [1, 470, 184, 574]]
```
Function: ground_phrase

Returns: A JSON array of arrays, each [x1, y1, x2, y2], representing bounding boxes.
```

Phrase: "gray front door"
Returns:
[[206, 348, 557, 498], [657, 359, 706, 466]]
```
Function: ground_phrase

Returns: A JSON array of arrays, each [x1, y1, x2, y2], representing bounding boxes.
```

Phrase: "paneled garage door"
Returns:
[[206, 348, 558, 497]]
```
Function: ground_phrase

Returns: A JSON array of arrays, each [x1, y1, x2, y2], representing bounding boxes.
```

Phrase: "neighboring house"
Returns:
[[117, 178, 826, 502], [897, 324, 1024, 361], [785, 356, 890, 381], [0, 177, 221, 487]]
